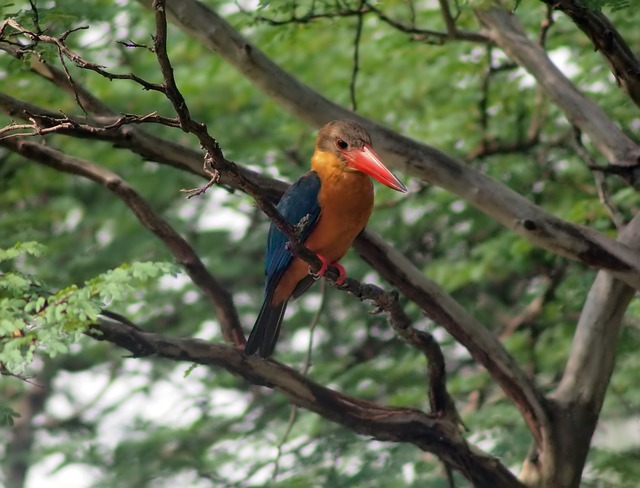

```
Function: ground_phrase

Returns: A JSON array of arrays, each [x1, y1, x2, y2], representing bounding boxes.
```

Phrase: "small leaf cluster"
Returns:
[[0, 241, 179, 375]]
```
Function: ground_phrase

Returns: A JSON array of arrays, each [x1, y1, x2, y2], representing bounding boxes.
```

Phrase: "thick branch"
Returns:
[[88, 318, 525, 487], [0, 136, 244, 346], [539, 0, 640, 109], [134, 0, 640, 290], [531, 213, 640, 487]]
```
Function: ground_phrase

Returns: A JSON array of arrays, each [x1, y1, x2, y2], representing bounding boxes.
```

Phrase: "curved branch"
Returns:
[[355, 231, 550, 448], [247, 1, 490, 44], [88, 318, 525, 487], [133, 0, 640, 290], [0, 136, 244, 346]]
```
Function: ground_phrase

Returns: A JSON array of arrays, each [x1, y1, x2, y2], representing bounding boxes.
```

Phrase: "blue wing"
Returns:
[[245, 172, 321, 357], [265, 171, 321, 283]]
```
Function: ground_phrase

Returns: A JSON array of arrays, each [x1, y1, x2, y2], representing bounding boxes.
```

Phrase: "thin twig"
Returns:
[[592, 170, 626, 230], [538, 4, 555, 47], [0, 20, 164, 93], [349, 4, 364, 112], [117, 39, 155, 52], [572, 126, 626, 229], [246, 1, 489, 45], [28, 0, 41, 35], [271, 405, 298, 481]]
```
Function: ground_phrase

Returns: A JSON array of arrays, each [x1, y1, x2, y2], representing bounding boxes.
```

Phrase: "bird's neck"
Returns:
[[311, 150, 373, 203], [311, 151, 364, 182], [311, 150, 341, 172]]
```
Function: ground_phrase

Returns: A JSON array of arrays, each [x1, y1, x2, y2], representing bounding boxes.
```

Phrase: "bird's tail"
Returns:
[[244, 293, 288, 358]]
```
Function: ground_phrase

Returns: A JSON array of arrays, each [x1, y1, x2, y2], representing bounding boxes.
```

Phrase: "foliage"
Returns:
[[1, 242, 179, 373], [0, 0, 639, 487]]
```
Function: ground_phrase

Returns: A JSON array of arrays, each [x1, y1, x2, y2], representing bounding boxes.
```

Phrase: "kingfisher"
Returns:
[[245, 120, 407, 358]]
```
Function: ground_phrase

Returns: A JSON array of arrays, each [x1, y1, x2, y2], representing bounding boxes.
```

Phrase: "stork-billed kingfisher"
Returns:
[[245, 120, 407, 358]]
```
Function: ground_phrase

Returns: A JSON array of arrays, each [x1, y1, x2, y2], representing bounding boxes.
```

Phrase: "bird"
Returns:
[[244, 120, 407, 358]]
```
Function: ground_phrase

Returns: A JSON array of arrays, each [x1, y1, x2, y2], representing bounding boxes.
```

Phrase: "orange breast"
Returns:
[[272, 158, 374, 304], [306, 168, 373, 261]]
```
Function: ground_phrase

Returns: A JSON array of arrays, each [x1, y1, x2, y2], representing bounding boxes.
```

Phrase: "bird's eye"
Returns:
[[335, 138, 348, 150]]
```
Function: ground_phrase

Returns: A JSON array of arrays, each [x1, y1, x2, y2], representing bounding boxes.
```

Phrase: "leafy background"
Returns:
[[1, 0, 640, 486]]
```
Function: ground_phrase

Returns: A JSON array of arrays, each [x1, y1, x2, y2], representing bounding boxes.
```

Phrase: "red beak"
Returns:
[[344, 144, 407, 193]]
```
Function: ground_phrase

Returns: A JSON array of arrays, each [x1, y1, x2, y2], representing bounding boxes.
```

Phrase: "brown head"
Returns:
[[314, 120, 407, 193]]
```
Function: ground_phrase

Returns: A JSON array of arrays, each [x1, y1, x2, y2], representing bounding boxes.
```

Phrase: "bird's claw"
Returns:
[[309, 255, 329, 280], [308, 255, 346, 285], [333, 262, 347, 285]]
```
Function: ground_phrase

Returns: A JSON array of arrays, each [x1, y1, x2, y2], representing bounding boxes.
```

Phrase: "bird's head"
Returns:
[[315, 120, 407, 193]]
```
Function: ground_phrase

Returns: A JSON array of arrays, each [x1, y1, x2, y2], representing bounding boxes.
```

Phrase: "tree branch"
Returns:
[[355, 231, 550, 448], [534, 212, 640, 486], [88, 318, 525, 487], [539, 0, 640, 109], [0, 19, 165, 95], [474, 7, 640, 170], [0, 89, 284, 201], [247, 1, 490, 45], [0, 136, 245, 346]]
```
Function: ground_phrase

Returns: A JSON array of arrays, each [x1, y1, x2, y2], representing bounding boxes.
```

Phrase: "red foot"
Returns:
[[332, 262, 347, 285], [309, 255, 347, 285], [310, 254, 329, 278]]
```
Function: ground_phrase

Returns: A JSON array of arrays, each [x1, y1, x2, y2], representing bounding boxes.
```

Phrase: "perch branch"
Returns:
[[88, 317, 525, 487]]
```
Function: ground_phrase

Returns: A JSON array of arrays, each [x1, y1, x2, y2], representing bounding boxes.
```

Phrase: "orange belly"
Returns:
[[272, 168, 374, 304]]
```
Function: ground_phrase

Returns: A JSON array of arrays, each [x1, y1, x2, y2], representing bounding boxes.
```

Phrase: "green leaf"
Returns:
[[0, 403, 21, 427]]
